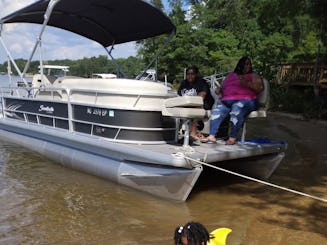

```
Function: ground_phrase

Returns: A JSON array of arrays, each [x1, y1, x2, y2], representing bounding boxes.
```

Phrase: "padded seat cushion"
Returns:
[[162, 107, 210, 118], [164, 96, 203, 108]]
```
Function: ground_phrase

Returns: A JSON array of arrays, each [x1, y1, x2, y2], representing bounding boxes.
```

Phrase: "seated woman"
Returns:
[[206, 56, 263, 145], [178, 66, 214, 142]]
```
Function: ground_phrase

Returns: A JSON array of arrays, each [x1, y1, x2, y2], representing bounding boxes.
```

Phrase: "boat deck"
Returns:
[[130, 139, 285, 165], [125, 139, 286, 180]]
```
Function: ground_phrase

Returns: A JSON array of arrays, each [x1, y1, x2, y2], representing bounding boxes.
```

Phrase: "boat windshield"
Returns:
[[38, 65, 69, 77]]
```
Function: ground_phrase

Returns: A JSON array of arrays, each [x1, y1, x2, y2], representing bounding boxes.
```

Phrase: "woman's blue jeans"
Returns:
[[209, 100, 258, 138]]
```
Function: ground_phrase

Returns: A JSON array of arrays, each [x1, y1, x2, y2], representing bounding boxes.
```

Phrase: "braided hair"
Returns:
[[174, 221, 212, 245]]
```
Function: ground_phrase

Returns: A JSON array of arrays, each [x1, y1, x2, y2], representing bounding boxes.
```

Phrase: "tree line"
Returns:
[[141, 0, 326, 84], [0, 56, 145, 79]]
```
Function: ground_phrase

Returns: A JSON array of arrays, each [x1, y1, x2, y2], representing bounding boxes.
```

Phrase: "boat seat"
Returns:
[[162, 96, 210, 146], [164, 95, 204, 108], [162, 96, 210, 119], [241, 78, 269, 142]]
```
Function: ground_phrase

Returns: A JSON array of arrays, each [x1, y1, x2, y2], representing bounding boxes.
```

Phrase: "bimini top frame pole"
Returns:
[[105, 43, 127, 78], [22, 0, 61, 83], [0, 0, 61, 87], [105, 29, 175, 80], [136, 30, 175, 81], [0, 23, 28, 85]]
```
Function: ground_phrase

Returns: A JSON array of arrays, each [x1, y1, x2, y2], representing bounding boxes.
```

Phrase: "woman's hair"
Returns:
[[174, 221, 211, 245], [186, 66, 200, 75], [234, 56, 253, 75]]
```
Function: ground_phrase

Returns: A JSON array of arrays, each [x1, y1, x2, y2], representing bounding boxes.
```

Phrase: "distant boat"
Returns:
[[0, 0, 286, 201], [136, 69, 173, 89]]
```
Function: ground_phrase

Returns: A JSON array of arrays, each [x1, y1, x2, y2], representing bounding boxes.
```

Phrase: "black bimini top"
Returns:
[[0, 0, 175, 47]]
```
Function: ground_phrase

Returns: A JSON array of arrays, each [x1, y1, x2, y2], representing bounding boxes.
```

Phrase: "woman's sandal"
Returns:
[[206, 135, 217, 144], [225, 138, 237, 145]]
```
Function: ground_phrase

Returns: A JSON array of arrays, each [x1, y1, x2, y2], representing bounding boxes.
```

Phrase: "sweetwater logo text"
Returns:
[[39, 105, 54, 114]]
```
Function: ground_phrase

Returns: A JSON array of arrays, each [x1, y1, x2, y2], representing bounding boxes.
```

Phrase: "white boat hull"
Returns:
[[0, 116, 286, 200], [214, 152, 285, 180]]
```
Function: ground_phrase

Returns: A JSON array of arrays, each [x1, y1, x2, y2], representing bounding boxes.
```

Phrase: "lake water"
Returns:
[[0, 75, 326, 244], [0, 74, 32, 85]]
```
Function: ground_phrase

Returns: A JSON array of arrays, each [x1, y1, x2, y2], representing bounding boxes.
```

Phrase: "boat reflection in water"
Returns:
[[0, 0, 286, 201]]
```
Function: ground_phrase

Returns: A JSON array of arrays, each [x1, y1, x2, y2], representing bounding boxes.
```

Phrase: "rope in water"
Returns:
[[183, 155, 327, 203]]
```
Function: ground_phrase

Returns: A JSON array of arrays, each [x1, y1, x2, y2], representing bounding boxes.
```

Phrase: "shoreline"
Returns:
[[269, 111, 327, 126]]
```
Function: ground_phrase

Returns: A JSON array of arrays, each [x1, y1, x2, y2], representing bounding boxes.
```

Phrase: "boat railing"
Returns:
[[0, 95, 3, 118], [2, 85, 171, 98], [5, 107, 69, 127], [68, 87, 171, 98], [36, 86, 171, 111], [203, 71, 230, 89]]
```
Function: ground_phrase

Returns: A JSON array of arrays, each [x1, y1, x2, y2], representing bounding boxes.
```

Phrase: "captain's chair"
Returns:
[[241, 78, 270, 142]]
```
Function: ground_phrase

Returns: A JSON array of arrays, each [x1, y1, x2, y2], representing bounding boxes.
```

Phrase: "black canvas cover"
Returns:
[[0, 0, 175, 47]]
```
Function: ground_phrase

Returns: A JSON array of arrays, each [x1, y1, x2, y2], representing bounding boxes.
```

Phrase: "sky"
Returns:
[[0, 0, 170, 63]]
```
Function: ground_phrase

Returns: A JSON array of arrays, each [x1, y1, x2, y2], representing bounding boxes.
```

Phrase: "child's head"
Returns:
[[174, 221, 211, 245]]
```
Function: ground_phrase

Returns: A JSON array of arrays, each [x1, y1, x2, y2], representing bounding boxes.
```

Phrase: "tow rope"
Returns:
[[183, 155, 327, 203]]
